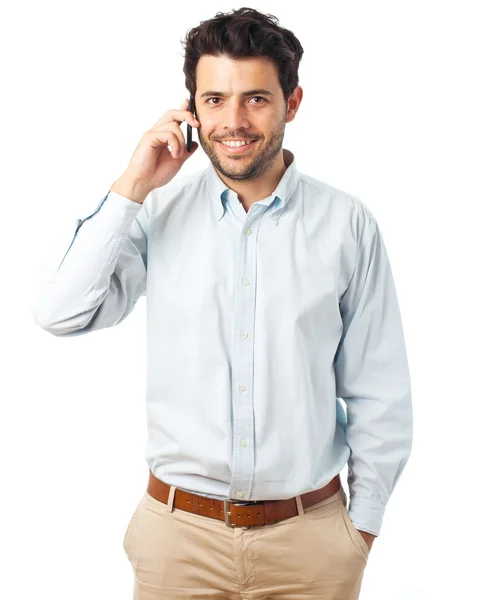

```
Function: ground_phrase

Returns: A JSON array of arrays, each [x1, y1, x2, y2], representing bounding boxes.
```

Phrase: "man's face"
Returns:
[[195, 54, 288, 181]]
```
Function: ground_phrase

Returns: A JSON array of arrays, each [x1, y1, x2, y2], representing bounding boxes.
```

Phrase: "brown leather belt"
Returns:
[[147, 470, 342, 528]]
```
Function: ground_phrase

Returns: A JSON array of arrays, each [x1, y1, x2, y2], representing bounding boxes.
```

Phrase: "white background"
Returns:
[[2, 1, 484, 598]]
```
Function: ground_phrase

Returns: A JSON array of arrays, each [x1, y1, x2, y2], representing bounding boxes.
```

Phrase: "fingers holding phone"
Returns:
[[150, 98, 199, 160], [112, 99, 200, 200]]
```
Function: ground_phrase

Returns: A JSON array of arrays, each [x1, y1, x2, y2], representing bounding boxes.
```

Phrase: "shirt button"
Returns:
[[240, 331, 249, 338], [245, 227, 252, 236], [236, 490, 244, 498], [240, 439, 247, 447], [272, 213, 278, 220], [239, 384, 246, 392], [242, 277, 250, 286]]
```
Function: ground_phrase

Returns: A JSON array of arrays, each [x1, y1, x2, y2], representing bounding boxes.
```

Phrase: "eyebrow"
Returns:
[[199, 89, 274, 99]]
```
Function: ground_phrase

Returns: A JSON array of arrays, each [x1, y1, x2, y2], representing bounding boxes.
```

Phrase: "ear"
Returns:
[[286, 86, 303, 124]]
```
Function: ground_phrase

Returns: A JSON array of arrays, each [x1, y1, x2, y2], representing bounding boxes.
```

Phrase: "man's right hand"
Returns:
[[110, 98, 200, 203]]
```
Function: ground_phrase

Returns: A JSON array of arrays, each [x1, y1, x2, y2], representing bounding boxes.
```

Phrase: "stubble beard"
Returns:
[[198, 118, 286, 182]]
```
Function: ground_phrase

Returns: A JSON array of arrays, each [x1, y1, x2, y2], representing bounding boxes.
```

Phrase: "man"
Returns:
[[32, 7, 413, 599]]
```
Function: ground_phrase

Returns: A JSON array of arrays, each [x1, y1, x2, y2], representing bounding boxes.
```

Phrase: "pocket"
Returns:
[[122, 496, 145, 559], [339, 502, 370, 561], [303, 488, 343, 514], [144, 491, 170, 515]]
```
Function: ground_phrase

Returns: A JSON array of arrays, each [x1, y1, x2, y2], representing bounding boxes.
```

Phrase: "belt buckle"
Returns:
[[224, 500, 236, 527], [224, 499, 261, 529]]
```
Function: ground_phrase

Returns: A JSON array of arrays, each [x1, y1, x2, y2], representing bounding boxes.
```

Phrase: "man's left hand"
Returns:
[[357, 529, 376, 552]]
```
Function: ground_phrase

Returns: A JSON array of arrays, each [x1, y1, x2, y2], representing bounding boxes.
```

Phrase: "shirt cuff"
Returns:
[[348, 496, 386, 537]]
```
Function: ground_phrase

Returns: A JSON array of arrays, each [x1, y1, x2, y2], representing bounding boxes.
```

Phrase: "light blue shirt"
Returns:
[[31, 148, 413, 536]]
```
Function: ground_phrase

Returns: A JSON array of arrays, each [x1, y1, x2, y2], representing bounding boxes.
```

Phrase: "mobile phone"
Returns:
[[186, 95, 197, 152]]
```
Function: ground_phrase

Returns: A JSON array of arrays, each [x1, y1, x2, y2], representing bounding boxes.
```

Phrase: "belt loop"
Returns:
[[295, 494, 305, 516], [167, 485, 176, 512]]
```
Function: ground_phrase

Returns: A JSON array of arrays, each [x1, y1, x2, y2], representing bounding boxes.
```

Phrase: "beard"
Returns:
[[197, 116, 286, 182]]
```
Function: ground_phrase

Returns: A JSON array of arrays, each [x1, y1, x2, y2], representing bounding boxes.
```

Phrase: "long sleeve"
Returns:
[[333, 222, 413, 537], [31, 190, 150, 337]]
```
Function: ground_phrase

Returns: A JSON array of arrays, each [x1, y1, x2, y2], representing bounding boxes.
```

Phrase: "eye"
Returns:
[[206, 96, 267, 105]]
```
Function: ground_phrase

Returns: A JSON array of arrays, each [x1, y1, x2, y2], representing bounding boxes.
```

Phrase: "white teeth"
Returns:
[[221, 140, 253, 147]]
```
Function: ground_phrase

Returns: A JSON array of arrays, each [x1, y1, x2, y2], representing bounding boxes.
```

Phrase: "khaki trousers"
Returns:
[[123, 484, 370, 599]]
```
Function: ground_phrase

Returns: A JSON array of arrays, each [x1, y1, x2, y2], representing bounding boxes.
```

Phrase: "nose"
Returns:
[[223, 99, 251, 131]]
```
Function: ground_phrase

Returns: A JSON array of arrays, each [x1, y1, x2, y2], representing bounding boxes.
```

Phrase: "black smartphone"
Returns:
[[186, 95, 197, 152]]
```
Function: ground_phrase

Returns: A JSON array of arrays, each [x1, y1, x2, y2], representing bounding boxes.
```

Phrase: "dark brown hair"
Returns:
[[181, 7, 304, 104]]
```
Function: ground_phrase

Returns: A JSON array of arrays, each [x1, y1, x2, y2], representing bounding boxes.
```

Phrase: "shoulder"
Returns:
[[144, 168, 207, 216], [299, 172, 378, 250]]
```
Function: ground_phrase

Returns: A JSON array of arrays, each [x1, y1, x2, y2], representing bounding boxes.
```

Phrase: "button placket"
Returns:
[[229, 212, 262, 501]]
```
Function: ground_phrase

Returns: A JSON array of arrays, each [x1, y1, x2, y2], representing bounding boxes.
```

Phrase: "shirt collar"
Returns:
[[205, 148, 300, 221]]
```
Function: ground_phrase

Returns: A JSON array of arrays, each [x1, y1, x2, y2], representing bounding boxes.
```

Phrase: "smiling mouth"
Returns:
[[217, 139, 259, 153]]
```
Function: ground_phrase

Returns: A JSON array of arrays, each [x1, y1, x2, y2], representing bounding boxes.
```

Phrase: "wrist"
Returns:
[[110, 175, 150, 204]]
